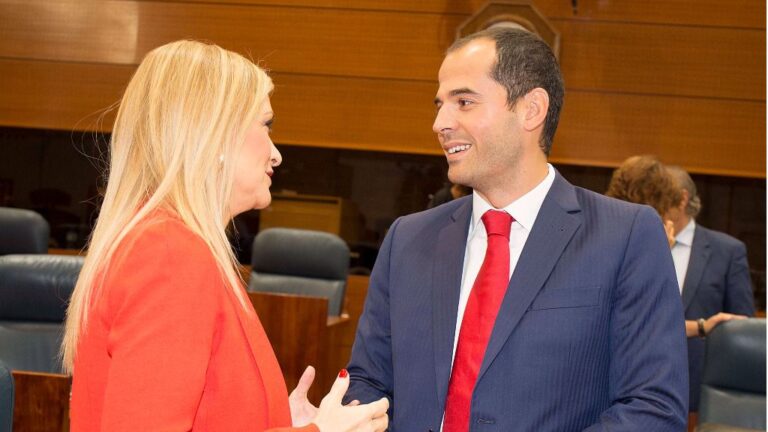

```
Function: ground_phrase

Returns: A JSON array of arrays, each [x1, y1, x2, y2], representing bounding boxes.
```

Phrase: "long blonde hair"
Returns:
[[61, 40, 273, 373]]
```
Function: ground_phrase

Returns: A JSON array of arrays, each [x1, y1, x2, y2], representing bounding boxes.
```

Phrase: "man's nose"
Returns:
[[432, 106, 455, 135]]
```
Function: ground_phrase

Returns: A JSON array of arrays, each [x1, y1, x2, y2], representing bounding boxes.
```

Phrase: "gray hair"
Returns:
[[666, 165, 702, 218]]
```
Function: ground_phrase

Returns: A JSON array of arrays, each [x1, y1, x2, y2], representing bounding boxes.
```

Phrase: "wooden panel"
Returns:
[[0, 59, 764, 177], [249, 291, 328, 402], [137, 0, 485, 15], [534, 0, 765, 29], [138, 0, 766, 28], [1, 2, 763, 100], [555, 20, 765, 101], [554, 91, 766, 178], [0, 58, 130, 131], [12, 371, 70, 432], [0, 0, 460, 81], [248, 291, 350, 403]]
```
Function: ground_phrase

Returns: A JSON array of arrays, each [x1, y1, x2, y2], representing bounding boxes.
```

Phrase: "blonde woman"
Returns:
[[61, 40, 388, 432]]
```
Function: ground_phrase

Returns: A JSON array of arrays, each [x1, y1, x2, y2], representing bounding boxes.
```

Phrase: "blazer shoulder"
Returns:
[[115, 211, 215, 268], [394, 195, 470, 231]]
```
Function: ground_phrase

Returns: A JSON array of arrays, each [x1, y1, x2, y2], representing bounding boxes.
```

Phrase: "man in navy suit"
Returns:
[[666, 166, 755, 412], [345, 28, 688, 431]]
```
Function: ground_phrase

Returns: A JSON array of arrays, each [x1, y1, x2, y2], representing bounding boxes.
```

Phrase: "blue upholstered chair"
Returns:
[[0, 360, 12, 432], [696, 318, 766, 432], [0, 254, 83, 373], [248, 228, 349, 316], [0, 207, 49, 255]]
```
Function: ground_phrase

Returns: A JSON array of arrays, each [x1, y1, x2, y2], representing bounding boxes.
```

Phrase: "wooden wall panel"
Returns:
[[0, 0, 461, 80], [0, 1, 763, 100], [0, 59, 129, 131], [534, 0, 765, 28], [148, 0, 766, 29], [555, 20, 765, 100], [555, 92, 766, 177], [2, 58, 763, 176], [0, 0, 764, 176]]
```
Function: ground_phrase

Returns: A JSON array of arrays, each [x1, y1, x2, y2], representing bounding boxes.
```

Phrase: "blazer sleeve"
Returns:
[[584, 206, 689, 431], [723, 240, 756, 316], [344, 218, 400, 409]]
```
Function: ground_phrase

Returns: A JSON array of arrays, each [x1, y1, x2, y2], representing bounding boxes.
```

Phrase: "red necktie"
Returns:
[[443, 210, 513, 432]]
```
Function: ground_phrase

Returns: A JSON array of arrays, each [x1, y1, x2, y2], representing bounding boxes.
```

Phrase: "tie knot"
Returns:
[[481, 210, 513, 239]]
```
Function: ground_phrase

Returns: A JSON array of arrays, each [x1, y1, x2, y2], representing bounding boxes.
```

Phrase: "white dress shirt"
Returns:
[[671, 219, 696, 295], [451, 164, 556, 361]]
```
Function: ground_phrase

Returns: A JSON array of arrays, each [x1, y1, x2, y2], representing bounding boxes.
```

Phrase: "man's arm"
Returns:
[[724, 241, 756, 316], [584, 206, 688, 431], [343, 218, 401, 410], [683, 238, 755, 338]]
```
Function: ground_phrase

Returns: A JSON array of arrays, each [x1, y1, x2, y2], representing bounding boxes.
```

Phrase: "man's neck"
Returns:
[[476, 160, 549, 209], [674, 215, 692, 237]]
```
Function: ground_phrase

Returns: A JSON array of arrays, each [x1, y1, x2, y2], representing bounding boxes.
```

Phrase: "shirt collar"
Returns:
[[470, 164, 556, 234], [674, 218, 696, 247]]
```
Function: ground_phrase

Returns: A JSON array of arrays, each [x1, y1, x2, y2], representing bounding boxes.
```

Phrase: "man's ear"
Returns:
[[520, 88, 549, 132], [679, 189, 690, 210]]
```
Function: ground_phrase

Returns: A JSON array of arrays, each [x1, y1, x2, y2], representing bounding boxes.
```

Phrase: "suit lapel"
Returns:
[[681, 226, 711, 311], [432, 198, 472, 412], [478, 173, 582, 380]]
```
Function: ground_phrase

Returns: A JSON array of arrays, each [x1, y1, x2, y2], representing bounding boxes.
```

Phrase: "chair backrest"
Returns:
[[0, 361, 12, 432], [0, 254, 83, 373], [248, 228, 349, 316], [0, 207, 49, 255], [698, 318, 766, 430]]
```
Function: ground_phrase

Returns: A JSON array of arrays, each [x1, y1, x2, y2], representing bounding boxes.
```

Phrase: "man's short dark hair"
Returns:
[[448, 27, 564, 155]]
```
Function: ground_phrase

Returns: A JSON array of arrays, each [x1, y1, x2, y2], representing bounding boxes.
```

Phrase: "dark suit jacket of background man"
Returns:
[[345, 172, 688, 431], [683, 225, 756, 411]]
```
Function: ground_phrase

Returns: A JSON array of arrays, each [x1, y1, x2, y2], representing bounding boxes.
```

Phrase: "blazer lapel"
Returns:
[[432, 198, 472, 412], [681, 226, 711, 312], [478, 173, 582, 380], [224, 283, 288, 425]]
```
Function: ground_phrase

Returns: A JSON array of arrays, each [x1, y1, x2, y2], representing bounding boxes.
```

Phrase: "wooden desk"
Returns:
[[12, 371, 70, 432], [248, 292, 350, 404]]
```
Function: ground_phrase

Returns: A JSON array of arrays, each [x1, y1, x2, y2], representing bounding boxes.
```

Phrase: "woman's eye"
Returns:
[[264, 119, 273, 133]]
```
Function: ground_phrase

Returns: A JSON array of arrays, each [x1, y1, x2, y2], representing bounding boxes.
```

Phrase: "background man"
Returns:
[[666, 165, 755, 412], [345, 27, 687, 431]]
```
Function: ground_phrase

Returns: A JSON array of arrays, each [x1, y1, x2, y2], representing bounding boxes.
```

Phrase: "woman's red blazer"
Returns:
[[70, 210, 318, 432]]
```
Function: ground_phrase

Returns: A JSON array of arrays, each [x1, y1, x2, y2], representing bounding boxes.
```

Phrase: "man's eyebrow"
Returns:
[[433, 88, 480, 105]]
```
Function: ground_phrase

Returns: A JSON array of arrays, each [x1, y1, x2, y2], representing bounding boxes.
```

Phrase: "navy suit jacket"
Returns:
[[682, 224, 755, 411], [346, 173, 688, 431]]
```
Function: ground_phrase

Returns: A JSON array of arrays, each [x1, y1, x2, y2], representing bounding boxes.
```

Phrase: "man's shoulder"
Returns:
[[570, 183, 655, 222], [398, 195, 470, 227], [696, 224, 746, 251]]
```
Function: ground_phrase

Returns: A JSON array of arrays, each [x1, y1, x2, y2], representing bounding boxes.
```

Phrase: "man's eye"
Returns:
[[458, 99, 473, 107]]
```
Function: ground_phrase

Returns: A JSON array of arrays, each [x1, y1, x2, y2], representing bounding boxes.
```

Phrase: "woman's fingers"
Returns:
[[322, 369, 350, 406], [291, 366, 316, 399]]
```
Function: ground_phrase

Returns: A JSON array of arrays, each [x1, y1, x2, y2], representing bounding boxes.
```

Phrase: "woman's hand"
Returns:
[[312, 369, 389, 432], [289, 366, 319, 427]]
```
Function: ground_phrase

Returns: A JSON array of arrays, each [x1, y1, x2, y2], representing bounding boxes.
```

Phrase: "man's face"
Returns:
[[433, 38, 524, 195]]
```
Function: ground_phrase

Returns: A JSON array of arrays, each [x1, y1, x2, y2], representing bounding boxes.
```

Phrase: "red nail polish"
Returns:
[[338, 369, 348, 378]]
